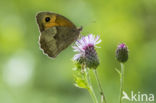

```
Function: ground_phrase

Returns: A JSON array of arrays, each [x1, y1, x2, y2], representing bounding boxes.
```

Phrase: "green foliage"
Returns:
[[115, 68, 121, 77], [73, 62, 88, 89]]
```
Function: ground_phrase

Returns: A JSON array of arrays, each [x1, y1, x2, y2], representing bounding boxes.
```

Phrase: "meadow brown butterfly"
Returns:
[[36, 12, 82, 58]]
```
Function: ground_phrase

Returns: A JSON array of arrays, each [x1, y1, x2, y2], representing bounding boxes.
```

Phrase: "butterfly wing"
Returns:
[[36, 12, 82, 58], [39, 26, 80, 58], [39, 27, 57, 57]]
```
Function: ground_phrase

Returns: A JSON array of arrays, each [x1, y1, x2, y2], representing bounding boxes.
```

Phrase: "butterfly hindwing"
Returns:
[[39, 26, 80, 58], [39, 27, 57, 57]]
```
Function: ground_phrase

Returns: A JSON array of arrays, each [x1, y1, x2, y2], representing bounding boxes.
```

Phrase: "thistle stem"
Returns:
[[120, 63, 124, 103], [82, 65, 98, 103], [93, 69, 107, 103], [87, 83, 98, 103]]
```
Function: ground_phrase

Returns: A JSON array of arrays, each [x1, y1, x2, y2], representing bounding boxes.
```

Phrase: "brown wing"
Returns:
[[39, 26, 81, 58], [39, 27, 57, 57], [36, 12, 76, 32]]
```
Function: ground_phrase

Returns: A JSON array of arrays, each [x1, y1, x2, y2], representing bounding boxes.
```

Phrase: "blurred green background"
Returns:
[[0, 0, 156, 103]]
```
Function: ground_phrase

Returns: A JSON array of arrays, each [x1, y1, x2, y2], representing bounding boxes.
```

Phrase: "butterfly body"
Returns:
[[36, 12, 82, 58]]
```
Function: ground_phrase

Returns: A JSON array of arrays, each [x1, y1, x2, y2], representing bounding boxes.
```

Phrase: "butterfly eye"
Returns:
[[45, 17, 51, 22]]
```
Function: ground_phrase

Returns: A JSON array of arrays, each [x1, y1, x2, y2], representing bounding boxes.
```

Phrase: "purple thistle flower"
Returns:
[[73, 34, 101, 69], [116, 43, 128, 63]]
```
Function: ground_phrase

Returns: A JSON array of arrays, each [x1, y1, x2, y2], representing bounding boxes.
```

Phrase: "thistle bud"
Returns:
[[85, 45, 99, 69], [116, 43, 128, 63]]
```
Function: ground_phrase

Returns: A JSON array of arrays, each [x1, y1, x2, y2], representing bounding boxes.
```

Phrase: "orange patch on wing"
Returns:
[[45, 22, 59, 29], [44, 15, 75, 30]]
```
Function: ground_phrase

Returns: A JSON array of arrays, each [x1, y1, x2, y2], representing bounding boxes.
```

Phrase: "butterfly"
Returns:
[[36, 12, 82, 58]]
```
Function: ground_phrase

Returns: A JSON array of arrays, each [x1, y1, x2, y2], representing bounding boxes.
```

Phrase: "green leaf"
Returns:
[[74, 76, 88, 88], [115, 68, 121, 77]]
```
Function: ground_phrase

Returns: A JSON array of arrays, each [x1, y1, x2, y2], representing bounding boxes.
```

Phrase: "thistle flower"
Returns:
[[73, 34, 101, 69], [116, 43, 128, 63]]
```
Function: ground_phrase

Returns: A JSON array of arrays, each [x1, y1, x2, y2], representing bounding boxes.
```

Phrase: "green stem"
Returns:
[[93, 69, 107, 103], [82, 64, 98, 103], [87, 85, 98, 103], [86, 69, 98, 103], [120, 63, 124, 103]]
